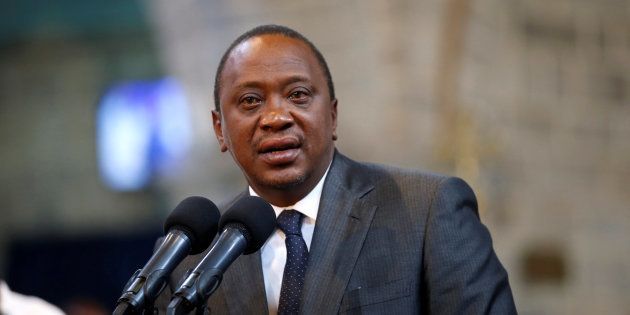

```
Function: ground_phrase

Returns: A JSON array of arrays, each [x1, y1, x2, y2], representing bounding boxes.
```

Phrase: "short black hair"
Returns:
[[213, 24, 335, 111]]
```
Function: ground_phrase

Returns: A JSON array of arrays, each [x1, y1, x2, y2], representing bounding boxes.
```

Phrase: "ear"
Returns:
[[212, 110, 229, 152], [331, 99, 338, 141]]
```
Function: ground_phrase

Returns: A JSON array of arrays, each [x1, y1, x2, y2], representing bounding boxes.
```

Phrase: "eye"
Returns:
[[239, 94, 262, 109], [288, 89, 310, 104]]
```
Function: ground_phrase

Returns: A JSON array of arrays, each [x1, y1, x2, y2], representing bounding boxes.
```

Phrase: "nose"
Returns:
[[259, 96, 294, 131]]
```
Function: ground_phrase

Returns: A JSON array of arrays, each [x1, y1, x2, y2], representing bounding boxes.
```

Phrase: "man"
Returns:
[[157, 24, 516, 314]]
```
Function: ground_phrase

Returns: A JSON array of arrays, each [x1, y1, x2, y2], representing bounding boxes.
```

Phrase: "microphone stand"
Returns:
[[113, 299, 157, 315], [167, 229, 247, 315], [113, 268, 167, 315]]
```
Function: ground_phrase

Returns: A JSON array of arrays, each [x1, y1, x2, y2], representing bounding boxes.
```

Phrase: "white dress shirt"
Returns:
[[249, 164, 331, 315]]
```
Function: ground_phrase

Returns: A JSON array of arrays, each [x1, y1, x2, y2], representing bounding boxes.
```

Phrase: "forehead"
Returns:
[[220, 34, 325, 88]]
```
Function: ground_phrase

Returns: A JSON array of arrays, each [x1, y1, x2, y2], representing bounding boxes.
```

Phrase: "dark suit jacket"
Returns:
[[156, 151, 516, 314]]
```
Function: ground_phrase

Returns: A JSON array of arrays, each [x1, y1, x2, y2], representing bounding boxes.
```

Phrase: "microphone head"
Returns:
[[164, 196, 221, 254], [219, 196, 276, 254]]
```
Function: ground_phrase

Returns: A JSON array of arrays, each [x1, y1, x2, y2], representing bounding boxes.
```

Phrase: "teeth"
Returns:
[[259, 140, 299, 154], [269, 147, 289, 153]]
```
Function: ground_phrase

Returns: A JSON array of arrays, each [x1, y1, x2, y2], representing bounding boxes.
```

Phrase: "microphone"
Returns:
[[167, 196, 276, 315], [114, 196, 220, 315]]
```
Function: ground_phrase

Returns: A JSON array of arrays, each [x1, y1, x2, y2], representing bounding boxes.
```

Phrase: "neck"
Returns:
[[252, 152, 333, 207], [257, 188, 309, 208]]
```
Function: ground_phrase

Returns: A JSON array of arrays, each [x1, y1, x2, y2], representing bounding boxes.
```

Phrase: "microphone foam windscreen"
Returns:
[[219, 196, 276, 254], [164, 196, 221, 254]]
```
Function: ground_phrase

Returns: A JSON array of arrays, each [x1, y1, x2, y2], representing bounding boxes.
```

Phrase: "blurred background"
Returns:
[[1, 0, 628, 314]]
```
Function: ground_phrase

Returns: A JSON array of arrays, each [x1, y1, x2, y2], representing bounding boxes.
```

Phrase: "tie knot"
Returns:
[[277, 210, 303, 236]]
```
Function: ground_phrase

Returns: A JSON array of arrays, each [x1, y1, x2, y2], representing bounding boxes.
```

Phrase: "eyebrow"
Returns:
[[234, 75, 311, 90], [281, 75, 311, 86]]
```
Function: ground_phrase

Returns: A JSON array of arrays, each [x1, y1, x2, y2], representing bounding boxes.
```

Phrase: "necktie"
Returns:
[[276, 210, 308, 315]]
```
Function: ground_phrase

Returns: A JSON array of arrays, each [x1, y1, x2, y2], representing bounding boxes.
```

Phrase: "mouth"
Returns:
[[258, 137, 302, 165]]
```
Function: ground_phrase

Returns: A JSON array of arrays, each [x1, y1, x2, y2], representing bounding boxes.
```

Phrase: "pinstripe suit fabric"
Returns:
[[156, 151, 516, 314]]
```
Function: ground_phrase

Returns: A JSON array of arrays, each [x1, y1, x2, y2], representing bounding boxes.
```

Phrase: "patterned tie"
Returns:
[[276, 210, 308, 315]]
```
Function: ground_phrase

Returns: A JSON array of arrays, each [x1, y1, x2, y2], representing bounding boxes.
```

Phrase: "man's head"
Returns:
[[212, 25, 338, 206], [214, 25, 335, 112]]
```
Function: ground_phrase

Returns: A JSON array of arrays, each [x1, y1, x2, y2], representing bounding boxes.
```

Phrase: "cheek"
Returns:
[[226, 130, 245, 152], [223, 121, 255, 155], [314, 114, 334, 135]]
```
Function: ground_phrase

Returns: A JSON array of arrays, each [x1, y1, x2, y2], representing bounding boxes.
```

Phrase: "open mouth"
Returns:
[[259, 140, 300, 153], [258, 137, 301, 165]]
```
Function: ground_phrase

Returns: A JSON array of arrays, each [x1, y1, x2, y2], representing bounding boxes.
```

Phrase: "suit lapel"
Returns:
[[220, 251, 268, 314], [301, 152, 377, 314]]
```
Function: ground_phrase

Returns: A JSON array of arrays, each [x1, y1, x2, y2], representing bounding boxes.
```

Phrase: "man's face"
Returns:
[[212, 34, 337, 206]]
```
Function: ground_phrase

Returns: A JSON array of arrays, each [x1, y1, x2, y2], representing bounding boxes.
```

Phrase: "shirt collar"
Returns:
[[248, 161, 332, 221]]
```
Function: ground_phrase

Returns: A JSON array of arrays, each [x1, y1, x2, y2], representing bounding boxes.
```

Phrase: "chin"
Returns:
[[259, 170, 307, 190]]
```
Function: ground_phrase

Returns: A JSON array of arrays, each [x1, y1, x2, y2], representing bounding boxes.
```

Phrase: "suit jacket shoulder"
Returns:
[[313, 152, 515, 314]]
